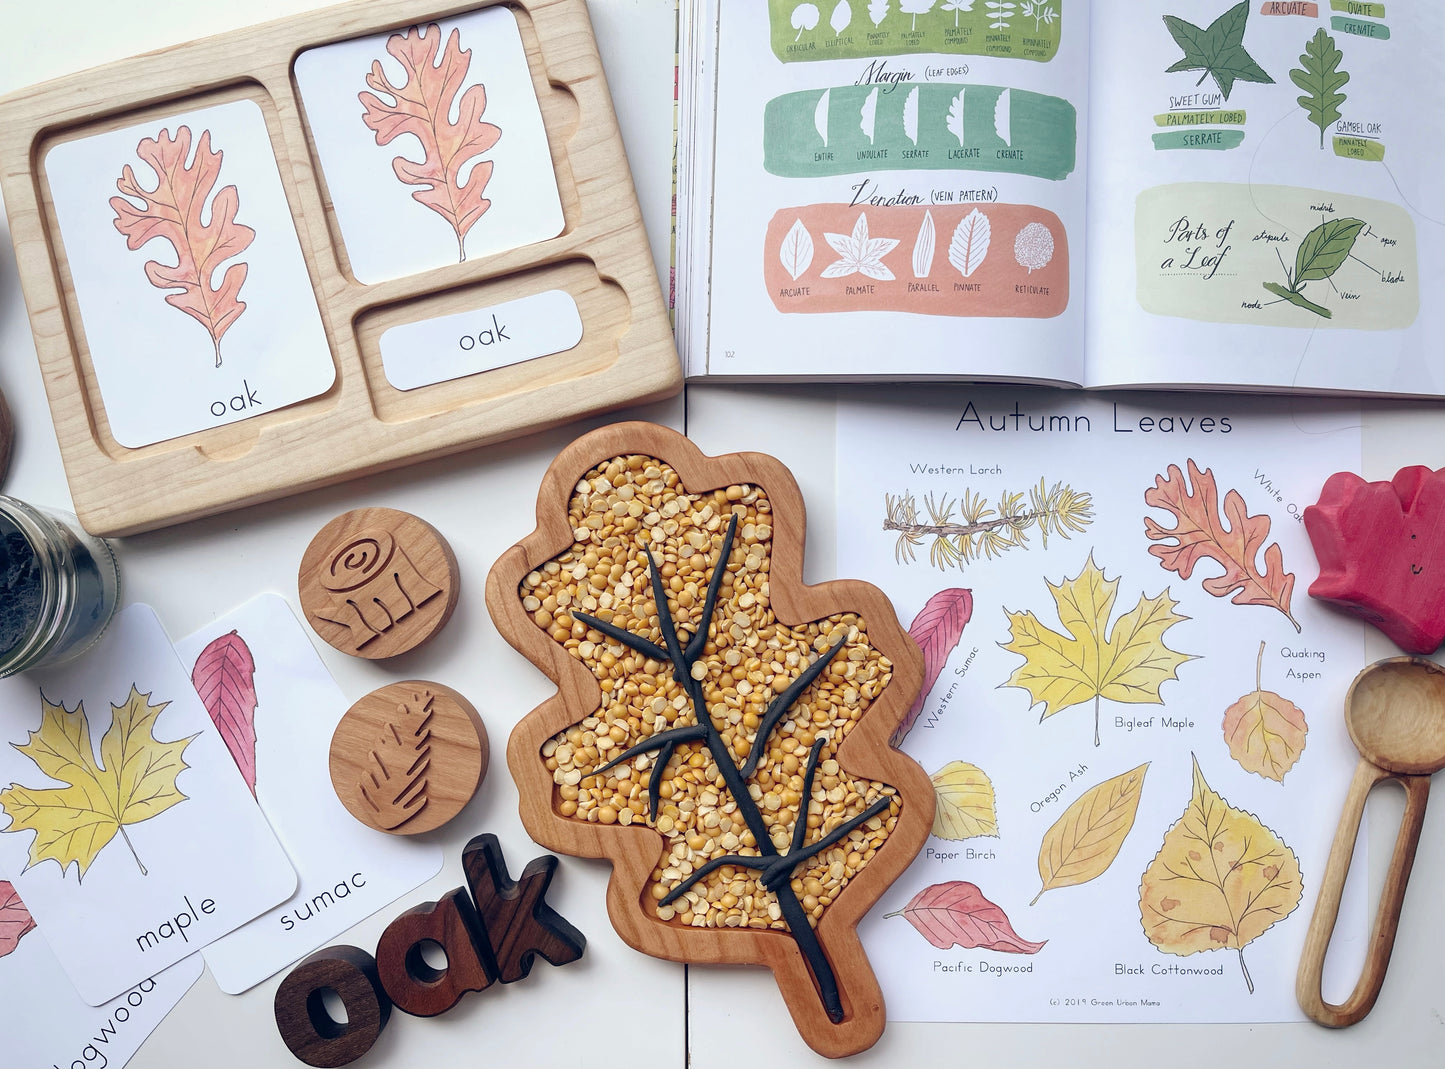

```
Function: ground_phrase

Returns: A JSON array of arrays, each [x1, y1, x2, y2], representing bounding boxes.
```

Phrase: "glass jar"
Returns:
[[0, 497, 120, 677]]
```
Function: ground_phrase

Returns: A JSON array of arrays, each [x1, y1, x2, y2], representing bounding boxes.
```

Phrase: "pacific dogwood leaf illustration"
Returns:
[[1223, 642, 1306, 782], [888, 880, 1045, 952], [1033, 763, 1147, 904], [1139, 755, 1302, 993], [1162, 2, 1274, 102], [0, 688, 195, 880], [1291, 28, 1348, 149], [1001, 554, 1194, 746], [930, 761, 998, 840]]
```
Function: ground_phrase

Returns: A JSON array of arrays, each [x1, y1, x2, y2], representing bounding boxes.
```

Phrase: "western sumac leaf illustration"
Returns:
[[792, 2, 821, 38], [901, 0, 937, 32], [1001, 553, 1194, 747], [1223, 641, 1306, 782], [994, 88, 1011, 147], [831, 0, 853, 35], [360, 23, 503, 262], [903, 86, 920, 145], [358, 689, 434, 830], [1139, 755, 1302, 993], [888, 881, 1045, 952], [191, 630, 258, 796], [1262, 217, 1365, 319], [860, 87, 879, 143], [0, 688, 195, 879], [1162, 1, 1274, 102], [780, 218, 816, 281], [948, 208, 991, 278], [821, 212, 899, 280], [931, 761, 998, 840], [911, 209, 936, 279], [1292, 28, 1348, 149], [896, 588, 973, 744], [869, 0, 890, 27], [947, 89, 966, 146], [1014, 221, 1055, 274], [1033, 763, 1147, 904], [1144, 460, 1300, 631], [110, 126, 255, 368], [0, 881, 35, 958], [814, 88, 831, 146], [886, 480, 1094, 570]]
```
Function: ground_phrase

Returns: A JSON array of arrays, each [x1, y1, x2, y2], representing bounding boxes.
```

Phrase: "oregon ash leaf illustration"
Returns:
[[1001, 553, 1194, 747], [0, 881, 35, 958], [886, 480, 1093, 570], [0, 688, 195, 879], [860, 87, 879, 144], [360, 23, 503, 262], [1162, 2, 1274, 102], [1139, 755, 1302, 993], [814, 88, 831, 145], [1262, 217, 1365, 319], [1291, 28, 1348, 149], [357, 689, 434, 830], [888, 881, 1045, 952], [780, 218, 816, 281], [1223, 642, 1306, 782], [831, 0, 853, 35], [110, 126, 255, 368], [994, 88, 1012, 147], [896, 588, 974, 744], [1033, 763, 1147, 904], [947, 89, 966, 146], [1144, 460, 1300, 631], [191, 631, 257, 796], [931, 761, 998, 840], [948, 208, 991, 278], [792, 2, 821, 38], [911, 210, 937, 278], [822, 212, 899, 280]]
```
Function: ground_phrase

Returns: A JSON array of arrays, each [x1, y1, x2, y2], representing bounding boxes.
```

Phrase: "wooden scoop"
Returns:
[[1297, 656, 1445, 1026]]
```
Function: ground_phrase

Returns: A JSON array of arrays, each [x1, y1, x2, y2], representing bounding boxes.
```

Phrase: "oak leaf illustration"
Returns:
[[361, 23, 502, 262], [1032, 763, 1147, 904], [1145, 460, 1300, 631], [888, 881, 1045, 952], [191, 631, 258, 796], [1139, 755, 1302, 993], [0, 688, 195, 880], [0, 881, 35, 958], [110, 127, 255, 367], [357, 689, 434, 830], [1222, 642, 1306, 782], [1001, 553, 1194, 747], [896, 587, 973, 745], [930, 761, 998, 840]]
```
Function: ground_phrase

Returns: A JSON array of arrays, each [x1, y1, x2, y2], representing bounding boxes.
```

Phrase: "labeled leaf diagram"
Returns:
[[1222, 642, 1307, 782], [1162, 2, 1274, 102], [768, 0, 1061, 61], [1262, 217, 1365, 319], [1033, 763, 1147, 904]]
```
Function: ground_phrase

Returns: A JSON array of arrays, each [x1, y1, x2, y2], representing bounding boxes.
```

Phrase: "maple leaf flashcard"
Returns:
[[1162, 2, 1274, 102]]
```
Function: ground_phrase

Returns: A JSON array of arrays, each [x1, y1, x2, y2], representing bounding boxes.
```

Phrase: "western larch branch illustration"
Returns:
[[885, 480, 1093, 569]]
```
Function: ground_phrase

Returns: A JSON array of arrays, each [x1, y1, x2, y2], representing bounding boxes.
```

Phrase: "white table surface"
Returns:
[[0, 2, 1442, 1066]]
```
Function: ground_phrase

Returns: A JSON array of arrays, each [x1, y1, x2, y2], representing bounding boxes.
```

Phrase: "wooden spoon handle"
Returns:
[[1297, 759, 1430, 1027]]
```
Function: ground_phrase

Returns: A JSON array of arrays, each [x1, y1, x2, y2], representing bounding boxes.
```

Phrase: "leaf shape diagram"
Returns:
[[1291, 28, 1348, 149], [911, 210, 936, 279], [888, 881, 1045, 953], [948, 208, 991, 278], [1002, 553, 1193, 747], [1144, 460, 1300, 631], [1162, 1, 1274, 102], [360, 24, 503, 262], [0, 881, 35, 959], [110, 126, 255, 368], [191, 631, 258, 796], [895, 587, 973, 745], [1223, 641, 1306, 782], [822, 212, 899, 280], [1033, 763, 1147, 905], [358, 688, 434, 830], [1139, 755, 1302, 993], [931, 761, 997, 840], [780, 218, 816, 281], [0, 688, 194, 879]]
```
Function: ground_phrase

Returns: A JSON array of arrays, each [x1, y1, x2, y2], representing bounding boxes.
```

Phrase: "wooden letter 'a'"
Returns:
[[462, 833, 585, 982], [374, 888, 493, 1017], [274, 946, 392, 1068]]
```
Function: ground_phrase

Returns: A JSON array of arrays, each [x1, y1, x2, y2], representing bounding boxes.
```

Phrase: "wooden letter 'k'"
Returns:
[[462, 833, 585, 983]]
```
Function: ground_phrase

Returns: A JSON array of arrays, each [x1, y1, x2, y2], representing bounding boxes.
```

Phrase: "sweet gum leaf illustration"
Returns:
[[360, 23, 502, 262], [895, 588, 973, 745], [1033, 763, 1147, 904], [888, 881, 1045, 952], [1223, 642, 1306, 783], [0, 881, 35, 958], [1162, 2, 1273, 102], [1144, 460, 1300, 631], [0, 688, 195, 879], [191, 631, 258, 796], [1138, 755, 1302, 993], [1291, 28, 1348, 149], [1001, 553, 1193, 747], [930, 761, 998, 840], [110, 126, 255, 367]]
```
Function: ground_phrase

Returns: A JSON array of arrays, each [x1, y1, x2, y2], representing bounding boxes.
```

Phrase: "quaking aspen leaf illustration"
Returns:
[[191, 631, 258, 796], [1033, 763, 1147, 904], [0, 881, 35, 958], [0, 688, 194, 879], [110, 126, 255, 367], [930, 761, 998, 840], [896, 587, 973, 745], [1001, 554, 1194, 747], [1223, 642, 1307, 782], [1139, 755, 1302, 993], [888, 881, 1045, 952], [360, 23, 502, 262]]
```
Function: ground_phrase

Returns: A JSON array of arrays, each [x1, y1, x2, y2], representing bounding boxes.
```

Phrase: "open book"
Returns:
[[675, 1, 1445, 394]]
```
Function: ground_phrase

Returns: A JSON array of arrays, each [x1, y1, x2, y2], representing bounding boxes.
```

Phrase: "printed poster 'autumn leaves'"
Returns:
[[836, 387, 1370, 1023]]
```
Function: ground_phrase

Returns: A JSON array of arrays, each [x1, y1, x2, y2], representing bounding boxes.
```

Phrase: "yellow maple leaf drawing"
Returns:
[[1138, 755, 1302, 993], [0, 687, 195, 880], [1001, 553, 1194, 746]]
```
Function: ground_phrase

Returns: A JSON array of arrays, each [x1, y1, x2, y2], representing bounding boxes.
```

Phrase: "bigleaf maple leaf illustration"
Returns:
[[821, 212, 899, 280], [1162, 2, 1273, 102], [360, 23, 503, 262], [111, 127, 255, 367], [0, 688, 195, 880]]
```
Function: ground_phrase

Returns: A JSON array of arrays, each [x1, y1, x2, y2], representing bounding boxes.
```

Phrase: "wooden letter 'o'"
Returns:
[[274, 946, 392, 1068]]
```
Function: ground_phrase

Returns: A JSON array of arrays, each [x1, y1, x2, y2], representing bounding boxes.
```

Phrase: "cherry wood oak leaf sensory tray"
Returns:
[[0, 0, 680, 536], [485, 422, 934, 1058]]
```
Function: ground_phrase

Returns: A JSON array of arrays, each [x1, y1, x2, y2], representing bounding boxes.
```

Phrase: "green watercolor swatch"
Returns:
[[1329, 1, 1385, 17], [1330, 15, 1390, 38], [1152, 129, 1247, 151], [1334, 136, 1386, 161], [1153, 110, 1247, 127], [767, 0, 1062, 64]]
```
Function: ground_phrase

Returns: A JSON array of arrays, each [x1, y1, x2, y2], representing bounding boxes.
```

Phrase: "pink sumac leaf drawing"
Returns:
[[894, 588, 973, 746], [191, 631, 258, 795], [110, 127, 255, 367], [887, 880, 1046, 953], [360, 23, 503, 262], [0, 881, 36, 958]]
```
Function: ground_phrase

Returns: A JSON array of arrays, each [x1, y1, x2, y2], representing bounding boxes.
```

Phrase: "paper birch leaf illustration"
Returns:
[[1139, 755, 1302, 993], [1144, 460, 1300, 631], [931, 761, 998, 840], [895, 587, 973, 744], [1014, 222, 1055, 274], [869, 0, 890, 26], [888, 881, 1046, 952], [1291, 28, 1348, 149], [357, 689, 434, 829], [780, 219, 816, 281], [1033, 763, 1147, 904], [814, 89, 831, 146], [0, 882, 35, 958], [948, 209, 991, 278], [0, 689, 194, 879], [993, 88, 1011, 147], [360, 23, 503, 262], [1223, 642, 1307, 782], [860, 87, 879, 144], [947, 89, 966, 146], [911, 210, 937, 279], [191, 631, 258, 796], [110, 126, 255, 368], [903, 86, 920, 145], [822, 212, 899, 280], [831, 0, 853, 35]]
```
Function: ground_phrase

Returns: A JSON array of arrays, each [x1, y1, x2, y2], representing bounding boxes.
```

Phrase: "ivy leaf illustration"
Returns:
[[360, 23, 503, 262], [1033, 763, 1147, 904], [821, 213, 899, 280], [357, 688, 434, 830], [191, 631, 258, 796], [930, 761, 998, 840], [1139, 755, 1302, 993], [1223, 642, 1306, 782], [1162, 2, 1274, 102], [0, 881, 35, 958], [1291, 28, 1348, 149], [0, 689, 195, 880], [888, 881, 1045, 952]]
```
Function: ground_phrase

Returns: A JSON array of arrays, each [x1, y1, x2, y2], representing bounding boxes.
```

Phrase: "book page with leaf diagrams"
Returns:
[[836, 387, 1369, 1022], [689, 0, 1091, 381], [1084, 1, 1445, 396]]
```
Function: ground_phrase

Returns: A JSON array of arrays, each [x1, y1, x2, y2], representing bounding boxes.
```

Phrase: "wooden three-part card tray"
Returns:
[[0, 0, 680, 535]]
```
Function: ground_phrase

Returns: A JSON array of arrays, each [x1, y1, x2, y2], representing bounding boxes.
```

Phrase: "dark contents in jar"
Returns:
[[0, 518, 42, 658]]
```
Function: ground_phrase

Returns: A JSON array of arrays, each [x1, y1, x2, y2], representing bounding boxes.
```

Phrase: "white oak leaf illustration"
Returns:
[[994, 88, 1012, 147], [831, 0, 853, 35], [948, 209, 991, 278], [903, 86, 920, 145], [947, 89, 966, 147], [912, 210, 936, 278], [814, 89, 831, 146], [780, 218, 816, 281], [860, 87, 879, 144], [822, 213, 899, 281]]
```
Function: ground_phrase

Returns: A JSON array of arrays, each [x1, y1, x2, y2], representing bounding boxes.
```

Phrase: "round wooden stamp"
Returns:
[[329, 681, 488, 835], [299, 507, 459, 659]]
